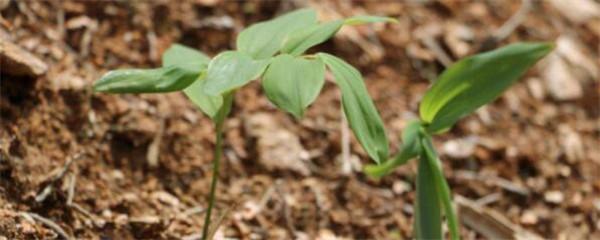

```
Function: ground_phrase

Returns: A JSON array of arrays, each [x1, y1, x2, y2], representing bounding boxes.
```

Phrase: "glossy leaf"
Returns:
[[202, 51, 270, 96], [318, 53, 388, 164], [364, 120, 422, 177], [415, 147, 442, 239], [344, 15, 398, 25], [162, 43, 210, 69], [236, 8, 317, 59], [262, 54, 326, 118], [419, 42, 553, 133], [281, 20, 344, 56], [93, 66, 198, 93], [420, 133, 460, 240]]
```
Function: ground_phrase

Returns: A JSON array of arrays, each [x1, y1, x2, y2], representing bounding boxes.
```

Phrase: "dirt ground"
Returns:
[[1, 1, 599, 239]]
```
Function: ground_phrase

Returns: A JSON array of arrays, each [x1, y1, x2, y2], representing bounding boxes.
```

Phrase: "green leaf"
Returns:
[[419, 42, 553, 133], [183, 73, 224, 120], [162, 43, 210, 69], [262, 54, 326, 118], [202, 51, 270, 96], [93, 66, 199, 93], [364, 120, 422, 177], [415, 144, 442, 239], [420, 133, 460, 240], [344, 15, 398, 25], [161, 44, 224, 120], [318, 53, 388, 164], [281, 20, 344, 56], [236, 8, 317, 59]]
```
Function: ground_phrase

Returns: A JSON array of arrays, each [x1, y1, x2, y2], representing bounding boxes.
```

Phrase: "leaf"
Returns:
[[93, 66, 199, 93], [162, 43, 210, 69], [344, 15, 398, 25], [419, 42, 553, 133], [236, 8, 317, 59], [183, 74, 224, 119], [160, 44, 225, 120], [282, 15, 397, 56], [364, 120, 422, 177], [262, 54, 326, 118], [318, 53, 388, 164], [420, 133, 460, 240], [202, 51, 270, 96], [415, 144, 442, 239], [281, 20, 344, 56]]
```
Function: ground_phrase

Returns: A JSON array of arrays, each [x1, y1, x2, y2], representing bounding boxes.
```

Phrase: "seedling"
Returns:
[[365, 42, 553, 239], [94, 8, 396, 239]]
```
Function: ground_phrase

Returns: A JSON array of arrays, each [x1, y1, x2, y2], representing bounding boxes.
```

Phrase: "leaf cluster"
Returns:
[[93, 8, 396, 164]]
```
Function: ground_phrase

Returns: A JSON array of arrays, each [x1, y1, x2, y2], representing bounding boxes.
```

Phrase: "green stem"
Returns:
[[420, 134, 460, 240], [415, 155, 442, 239], [202, 93, 233, 240]]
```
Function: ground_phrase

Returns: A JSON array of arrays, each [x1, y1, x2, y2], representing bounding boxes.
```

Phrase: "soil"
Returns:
[[1, 1, 599, 239]]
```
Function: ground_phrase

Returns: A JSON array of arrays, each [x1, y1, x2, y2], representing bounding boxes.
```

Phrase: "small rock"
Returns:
[[151, 191, 180, 207], [558, 125, 584, 163], [442, 136, 478, 159], [244, 113, 310, 175], [593, 199, 600, 212], [526, 78, 546, 100], [521, 210, 538, 225], [444, 22, 474, 57], [542, 53, 583, 100], [129, 215, 160, 224], [556, 35, 598, 79], [0, 39, 48, 77], [392, 181, 411, 195], [544, 191, 564, 204]]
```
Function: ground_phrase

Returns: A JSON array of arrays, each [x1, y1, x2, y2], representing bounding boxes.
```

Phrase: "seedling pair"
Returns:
[[94, 7, 552, 240]]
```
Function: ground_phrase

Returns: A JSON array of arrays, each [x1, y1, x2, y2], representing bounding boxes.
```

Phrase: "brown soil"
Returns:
[[1, 1, 599, 239]]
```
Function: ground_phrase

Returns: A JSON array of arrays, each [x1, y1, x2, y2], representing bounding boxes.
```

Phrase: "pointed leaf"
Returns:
[[262, 54, 326, 118], [419, 42, 553, 133], [364, 120, 422, 177], [420, 133, 460, 240], [281, 20, 344, 56], [236, 8, 317, 59], [162, 43, 210, 68], [202, 51, 269, 96], [344, 15, 398, 25], [416, 148, 442, 239], [318, 53, 388, 163], [93, 66, 199, 93]]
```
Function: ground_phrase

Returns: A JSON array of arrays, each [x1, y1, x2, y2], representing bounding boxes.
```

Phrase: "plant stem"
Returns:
[[202, 93, 233, 240], [415, 155, 442, 239], [420, 134, 460, 240]]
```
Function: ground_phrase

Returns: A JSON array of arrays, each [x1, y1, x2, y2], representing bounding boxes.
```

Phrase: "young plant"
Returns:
[[365, 42, 553, 239], [93, 8, 396, 239]]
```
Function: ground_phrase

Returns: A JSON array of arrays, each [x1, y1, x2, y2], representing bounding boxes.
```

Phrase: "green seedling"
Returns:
[[365, 42, 553, 239], [93, 8, 396, 239]]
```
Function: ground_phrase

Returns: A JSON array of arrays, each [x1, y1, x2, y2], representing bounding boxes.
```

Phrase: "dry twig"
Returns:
[[456, 195, 542, 240], [35, 152, 83, 202], [21, 212, 72, 240]]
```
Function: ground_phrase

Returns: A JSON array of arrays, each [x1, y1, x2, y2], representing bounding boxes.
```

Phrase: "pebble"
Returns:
[[544, 191, 564, 204]]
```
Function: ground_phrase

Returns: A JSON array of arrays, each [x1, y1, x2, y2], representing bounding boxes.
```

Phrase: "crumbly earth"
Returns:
[[1, 1, 599, 239]]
